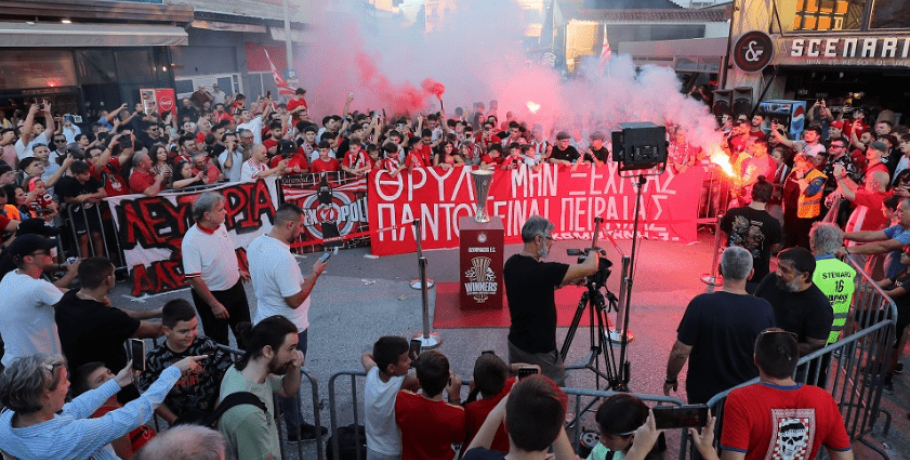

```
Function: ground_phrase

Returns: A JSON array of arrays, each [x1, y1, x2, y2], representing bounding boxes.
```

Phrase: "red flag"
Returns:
[[263, 48, 295, 96], [599, 25, 612, 71]]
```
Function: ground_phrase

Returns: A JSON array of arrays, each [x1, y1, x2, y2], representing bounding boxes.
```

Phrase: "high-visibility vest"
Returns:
[[798, 168, 827, 218], [812, 256, 856, 345]]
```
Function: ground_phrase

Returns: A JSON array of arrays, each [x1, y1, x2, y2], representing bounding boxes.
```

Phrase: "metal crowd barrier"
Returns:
[[696, 167, 733, 228], [144, 342, 324, 460], [63, 201, 126, 271], [681, 255, 897, 460], [327, 369, 368, 460]]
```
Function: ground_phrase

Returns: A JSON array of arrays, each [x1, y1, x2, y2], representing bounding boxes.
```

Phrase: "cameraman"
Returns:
[[504, 216, 599, 384]]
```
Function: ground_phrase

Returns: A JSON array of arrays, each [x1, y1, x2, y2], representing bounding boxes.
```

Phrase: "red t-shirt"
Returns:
[[310, 157, 341, 173], [93, 405, 156, 453], [90, 158, 128, 197], [720, 383, 852, 460], [195, 131, 207, 145], [395, 391, 465, 460], [381, 157, 401, 173], [407, 152, 427, 169], [269, 153, 309, 173], [129, 168, 157, 194], [287, 98, 308, 119], [262, 137, 280, 153], [343, 151, 370, 170], [464, 378, 515, 453], [0, 214, 10, 231]]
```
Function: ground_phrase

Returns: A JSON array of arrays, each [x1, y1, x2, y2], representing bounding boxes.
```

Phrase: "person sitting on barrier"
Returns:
[[690, 328, 854, 460], [394, 350, 465, 460], [0, 352, 207, 460], [664, 246, 775, 404], [133, 424, 226, 460], [587, 394, 661, 460], [55, 159, 109, 258], [69, 361, 158, 459], [361, 336, 420, 460], [138, 299, 234, 425], [871, 245, 910, 395], [218, 316, 305, 459], [755, 248, 833, 359], [463, 353, 528, 454], [310, 141, 342, 174]]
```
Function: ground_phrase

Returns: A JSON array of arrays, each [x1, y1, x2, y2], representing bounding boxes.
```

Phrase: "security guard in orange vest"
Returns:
[[790, 152, 828, 247]]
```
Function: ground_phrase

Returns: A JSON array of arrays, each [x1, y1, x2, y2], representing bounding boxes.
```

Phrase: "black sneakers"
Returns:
[[288, 422, 328, 442]]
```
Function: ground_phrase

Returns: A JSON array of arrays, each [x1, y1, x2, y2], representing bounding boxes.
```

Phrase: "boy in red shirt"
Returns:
[[342, 137, 370, 177], [395, 351, 465, 460], [310, 141, 341, 174], [381, 143, 406, 177], [269, 140, 308, 175]]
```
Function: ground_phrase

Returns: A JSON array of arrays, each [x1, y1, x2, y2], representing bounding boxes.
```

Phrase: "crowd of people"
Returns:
[[0, 83, 906, 460]]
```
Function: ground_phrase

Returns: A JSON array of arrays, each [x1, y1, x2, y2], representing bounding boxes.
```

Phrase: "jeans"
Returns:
[[278, 329, 308, 430]]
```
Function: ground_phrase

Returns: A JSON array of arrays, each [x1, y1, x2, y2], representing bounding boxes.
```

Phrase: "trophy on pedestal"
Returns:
[[471, 170, 493, 223]]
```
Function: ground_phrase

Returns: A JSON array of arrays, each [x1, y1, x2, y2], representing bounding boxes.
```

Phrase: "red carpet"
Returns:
[[433, 282, 608, 329]]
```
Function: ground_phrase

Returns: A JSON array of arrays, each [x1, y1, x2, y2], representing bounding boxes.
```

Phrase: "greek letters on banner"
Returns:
[[368, 163, 706, 256], [279, 172, 370, 251], [106, 180, 279, 297]]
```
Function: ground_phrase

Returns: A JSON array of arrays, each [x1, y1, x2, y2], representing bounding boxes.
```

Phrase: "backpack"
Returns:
[[325, 424, 367, 460], [173, 391, 267, 428]]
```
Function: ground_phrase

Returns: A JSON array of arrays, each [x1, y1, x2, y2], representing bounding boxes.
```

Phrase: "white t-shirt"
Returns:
[[182, 223, 240, 292], [15, 132, 49, 160], [218, 149, 244, 183], [0, 271, 64, 367], [364, 366, 406, 455], [237, 118, 264, 145], [247, 234, 310, 331], [240, 159, 267, 182], [61, 125, 81, 144]]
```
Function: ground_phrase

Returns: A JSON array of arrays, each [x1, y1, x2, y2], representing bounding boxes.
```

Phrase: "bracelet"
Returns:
[[664, 376, 677, 384]]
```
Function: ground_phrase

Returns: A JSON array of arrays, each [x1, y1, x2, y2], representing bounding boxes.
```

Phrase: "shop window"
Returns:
[[0, 50, 77, 90], [782, 0, 862, 31], [114, 49, 156, 84], [75, 50, 118, 85], [870, 0, 910, 29]]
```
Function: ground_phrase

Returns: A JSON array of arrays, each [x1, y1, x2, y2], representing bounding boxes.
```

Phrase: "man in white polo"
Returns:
[[247, 202, 328, 441]]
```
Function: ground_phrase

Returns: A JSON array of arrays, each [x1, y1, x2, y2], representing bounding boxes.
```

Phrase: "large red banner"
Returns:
[[368, 163, 705, 256]]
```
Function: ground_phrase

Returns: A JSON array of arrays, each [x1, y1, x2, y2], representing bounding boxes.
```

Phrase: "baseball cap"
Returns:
[[829, 121, 844, 129], [278, 140, 297, 156], [6, 234, 57, 260], [556, 131, 570, 140], [15, 219, 60, 237], [870, 141, 889, 152]]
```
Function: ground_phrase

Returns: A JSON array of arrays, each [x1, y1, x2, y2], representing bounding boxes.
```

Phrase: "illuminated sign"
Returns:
[[782, 36, 910, 66]]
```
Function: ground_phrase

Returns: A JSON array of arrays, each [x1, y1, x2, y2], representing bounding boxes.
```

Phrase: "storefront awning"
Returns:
[[0, 22, 188, 47]]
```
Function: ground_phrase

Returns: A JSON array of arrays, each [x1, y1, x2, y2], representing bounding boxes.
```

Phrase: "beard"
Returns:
[[776, 276, 800, 292], [267, 356, 293, 376], [538, 244, 549, 259]]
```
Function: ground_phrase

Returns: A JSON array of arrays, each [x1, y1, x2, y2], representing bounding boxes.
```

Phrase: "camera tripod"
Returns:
[[560, 277, 629, 391]]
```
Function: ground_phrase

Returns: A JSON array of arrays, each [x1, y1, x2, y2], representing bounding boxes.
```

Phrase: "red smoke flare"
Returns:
[[421, 78, 446, 99]]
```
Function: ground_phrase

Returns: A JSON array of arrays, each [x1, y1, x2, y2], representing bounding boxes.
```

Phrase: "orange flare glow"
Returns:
[[710, 149, 735, 177], [526, 101, 540, 114]]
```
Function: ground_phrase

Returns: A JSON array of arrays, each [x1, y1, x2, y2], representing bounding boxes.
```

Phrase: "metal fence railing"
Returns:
[[681, 254, 897, 460]]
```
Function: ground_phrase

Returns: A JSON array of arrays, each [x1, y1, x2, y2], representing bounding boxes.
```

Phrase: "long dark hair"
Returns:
[[235, 316, 298, 371]]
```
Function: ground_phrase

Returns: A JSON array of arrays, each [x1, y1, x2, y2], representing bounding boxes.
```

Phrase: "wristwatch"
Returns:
[[664, 376, 677, 384]]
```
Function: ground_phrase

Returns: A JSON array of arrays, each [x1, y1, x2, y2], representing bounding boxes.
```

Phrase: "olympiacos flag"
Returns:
[[263, 48, 295, 96]]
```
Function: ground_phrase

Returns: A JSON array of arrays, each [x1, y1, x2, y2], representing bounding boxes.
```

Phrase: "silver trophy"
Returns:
[[471, 169, 494, 222]]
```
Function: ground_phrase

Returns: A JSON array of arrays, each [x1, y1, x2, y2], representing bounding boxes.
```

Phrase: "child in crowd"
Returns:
[[26, 177, 58, 222], [70, 361, 157, 459], [138, 299, 234, 425], [588, 394, 662, 460], [361, 336, 420, 460], [395, 350, 465, 460], [463, 353, 516, 453], [310, 141, 341, 174]]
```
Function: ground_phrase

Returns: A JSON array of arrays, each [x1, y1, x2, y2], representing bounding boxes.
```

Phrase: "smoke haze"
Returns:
[[296, 0, 722, 152]]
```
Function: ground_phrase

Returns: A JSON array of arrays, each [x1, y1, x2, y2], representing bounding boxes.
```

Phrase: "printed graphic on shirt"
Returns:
[[728, 214, 767, 260], [765, 408, 816, 460]]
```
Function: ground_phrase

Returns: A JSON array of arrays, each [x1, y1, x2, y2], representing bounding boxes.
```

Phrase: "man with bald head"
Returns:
[[134, 424, 226, 460], [240, 144, 286, 182], [129, 152, 165, 196]]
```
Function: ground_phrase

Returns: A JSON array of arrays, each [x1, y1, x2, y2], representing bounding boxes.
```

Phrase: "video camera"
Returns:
[[566, 248, 612, 288]]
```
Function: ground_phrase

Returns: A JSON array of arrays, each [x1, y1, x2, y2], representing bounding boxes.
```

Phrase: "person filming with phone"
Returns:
[[503, 216, 599, 384], [247, 203, 329, 441]]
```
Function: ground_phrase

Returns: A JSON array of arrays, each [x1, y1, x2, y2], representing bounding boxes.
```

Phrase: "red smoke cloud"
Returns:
[[421, 78, 446, 99]]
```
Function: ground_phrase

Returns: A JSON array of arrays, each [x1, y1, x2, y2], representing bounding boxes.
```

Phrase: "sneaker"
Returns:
[[883, 381, 895, 395], [895, 363, 904, 375], [287, 422, 328, 442]]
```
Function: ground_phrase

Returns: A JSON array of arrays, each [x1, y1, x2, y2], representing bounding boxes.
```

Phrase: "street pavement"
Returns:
[[112, 233, 908, 459]]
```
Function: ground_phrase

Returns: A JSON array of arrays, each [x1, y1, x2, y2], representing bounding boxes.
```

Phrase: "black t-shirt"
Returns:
[[462, 448, 506, 460], [720, 206, 782, 283], [676, 291, 775, 404], [55, 290, 141, 371], [755, 276, 834, 344], [550, 145, 580, 162], [585, 146, 610, 163], [504, 254, 569, 354], [55, 175, 104, 214]]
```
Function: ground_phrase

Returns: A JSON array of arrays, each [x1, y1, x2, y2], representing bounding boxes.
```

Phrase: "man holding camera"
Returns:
[[503, 216, 599, 384]]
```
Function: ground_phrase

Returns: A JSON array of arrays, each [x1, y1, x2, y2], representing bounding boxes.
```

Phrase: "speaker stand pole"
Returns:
[[410, 219, 440, 348]]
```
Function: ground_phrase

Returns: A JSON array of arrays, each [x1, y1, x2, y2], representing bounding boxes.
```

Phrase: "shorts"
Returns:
[[70, 207, 102, 235], [508, 340, 566, 385]]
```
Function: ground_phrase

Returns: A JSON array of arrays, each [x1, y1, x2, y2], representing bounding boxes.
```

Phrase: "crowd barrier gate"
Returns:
[[680, 254, 897, 460], [695, 167, 733, 229]]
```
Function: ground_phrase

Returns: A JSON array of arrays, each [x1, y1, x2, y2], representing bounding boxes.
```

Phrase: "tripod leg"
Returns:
[[560, 292, 589, 362]]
